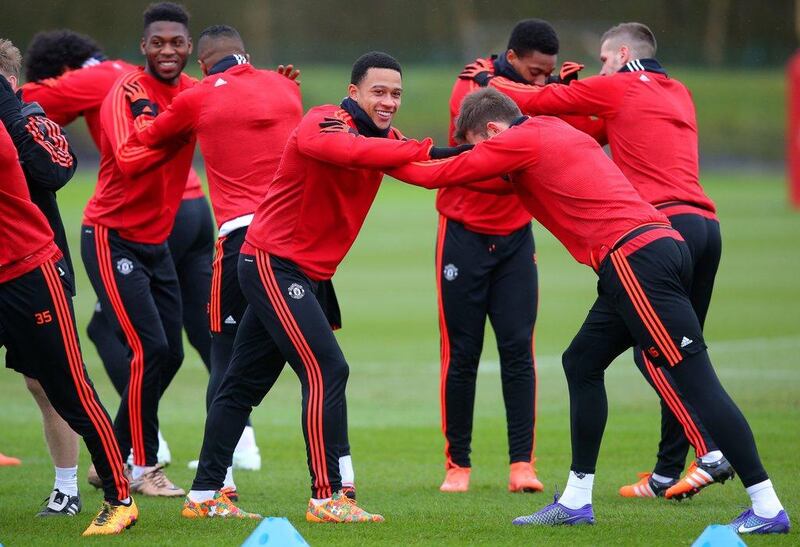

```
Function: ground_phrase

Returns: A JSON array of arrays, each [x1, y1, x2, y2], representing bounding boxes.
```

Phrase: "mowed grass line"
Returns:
[[0, 172, 798, 545]]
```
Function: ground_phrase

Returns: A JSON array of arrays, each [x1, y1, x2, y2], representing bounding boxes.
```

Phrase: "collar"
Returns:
[[510, 115, 529, 128], [340, 97, 390, 138], [618, 58, 667, 75], [491, 52, 528, 84], [81, 53, 107, 68], [208, 54, 249, 76]]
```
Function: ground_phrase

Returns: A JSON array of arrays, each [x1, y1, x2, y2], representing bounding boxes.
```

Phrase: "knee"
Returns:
[[562, 341, 591, 385], [25, 376, 49, 404]]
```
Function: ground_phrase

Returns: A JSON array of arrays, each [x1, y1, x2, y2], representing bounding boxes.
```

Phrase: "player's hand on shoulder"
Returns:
[[319, 116, 357, 135], [429, 143, 474, 159], [547, 61, 584, 85], [276, 64, 301, 85], [459, 58, 493, 87], [122, 81, 158, 118]]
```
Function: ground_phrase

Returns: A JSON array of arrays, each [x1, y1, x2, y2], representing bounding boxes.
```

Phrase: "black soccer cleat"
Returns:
[[37, 488, 82, 517]]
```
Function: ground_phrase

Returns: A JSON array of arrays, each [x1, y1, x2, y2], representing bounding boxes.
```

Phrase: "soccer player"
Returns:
[[21, 27, 217, 469], [0, 37, 85, 516], [126, 24, 304, 498], [389, 88, 790, 534], [79, 2, 198, 496], [183, 51, 460, 521], [436, 18, 598, 494], [0, 101, 136, 538], [465, 21, 731, 500]]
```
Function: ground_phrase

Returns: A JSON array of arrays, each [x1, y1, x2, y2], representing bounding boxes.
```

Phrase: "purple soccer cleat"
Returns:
[[729, 509, 790, 535], [512, 493, 595, 526]]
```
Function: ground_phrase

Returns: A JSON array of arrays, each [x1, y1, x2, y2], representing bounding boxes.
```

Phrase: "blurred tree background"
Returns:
[[2, 0, 793, 166]]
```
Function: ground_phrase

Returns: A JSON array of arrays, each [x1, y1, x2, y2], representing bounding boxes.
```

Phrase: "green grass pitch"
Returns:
[[0, 171, 798, 545]]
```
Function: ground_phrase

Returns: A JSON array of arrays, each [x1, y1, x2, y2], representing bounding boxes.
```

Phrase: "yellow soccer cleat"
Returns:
[[306, 491, 384, 523], [81, 498, 138, 536], [181, 491, 261, 519]]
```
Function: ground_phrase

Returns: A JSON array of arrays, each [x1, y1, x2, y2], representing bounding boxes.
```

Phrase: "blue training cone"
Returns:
[[241, 517, 309, 547], [691, 525, 746, 547]]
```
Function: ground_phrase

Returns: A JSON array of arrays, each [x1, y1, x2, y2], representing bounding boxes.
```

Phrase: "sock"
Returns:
[[746, 479, 783, 518], [223, 466, 236, 489], [188, 490, 216, 503], [108, 497, 131, 506], [339, 455, 354, 487], [311, 497, 332, 506], [558, 471, 594, 509], [54, 466, 79, 496], [234, 425, 257, 454], [699, 450, 723, 464], [651, 472, 677, 484], [132, 465, 155, 480]]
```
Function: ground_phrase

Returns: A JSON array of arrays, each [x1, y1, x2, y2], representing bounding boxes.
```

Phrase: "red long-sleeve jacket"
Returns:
[[22, 59, 203, 200], [83, 69, 196, 243], [515, 62, 715, 216], [244, 105, 433, 280], [0, 124, 58, 283], [391, 116, 669, 270], [132, 63, 303, 227]]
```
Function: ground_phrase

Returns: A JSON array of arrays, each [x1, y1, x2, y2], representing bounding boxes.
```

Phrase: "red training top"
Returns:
[[83, 69, 196, 244], [515, 62, 716, 215], [133, 63, 302, 227], [244, 105, 433, 281], [22, 59, 204, 201], [437, 56, 608, 235], [0, 124, 58, 283], [391, 117, 669, 269]]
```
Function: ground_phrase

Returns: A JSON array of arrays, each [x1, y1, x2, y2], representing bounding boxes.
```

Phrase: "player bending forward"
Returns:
[[387, 88, 789, 535]]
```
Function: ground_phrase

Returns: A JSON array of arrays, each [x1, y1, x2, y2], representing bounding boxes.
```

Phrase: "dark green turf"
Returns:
[[0, 172, 797, 545]]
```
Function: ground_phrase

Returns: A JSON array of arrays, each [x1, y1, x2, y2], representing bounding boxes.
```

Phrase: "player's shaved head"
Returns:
[[197, 25, 247, 76], [601, 22, 657, 60], [197, 25, 245, 60]]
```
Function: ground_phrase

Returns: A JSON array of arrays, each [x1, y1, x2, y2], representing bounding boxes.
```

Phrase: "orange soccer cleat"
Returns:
[[440, 465, 471, 492], [0, 452, 21, 466], [619, 472, 675, 498], [665, 457, 735, 500], [509, 461, 544, 493], [181, 491, 261, 519]]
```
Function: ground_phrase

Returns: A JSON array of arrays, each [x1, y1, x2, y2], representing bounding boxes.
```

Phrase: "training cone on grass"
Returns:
[[241, 517, 309, 546], [691, 524, 746, 547]]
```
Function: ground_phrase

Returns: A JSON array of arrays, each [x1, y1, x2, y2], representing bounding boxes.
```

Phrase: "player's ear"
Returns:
[[619, 45, 630, 64], [347, 83, 358, 100], [187, 37, 193, 55], [245, 53, 251, 63], [506, 49, 517, 64], [140, 37, 146, 56]]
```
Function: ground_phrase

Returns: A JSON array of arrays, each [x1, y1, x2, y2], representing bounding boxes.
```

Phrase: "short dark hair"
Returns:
[[507, 19, 559, 57], [143, 2, 190, 30], [601, 22, 657, 58], [24, 30, 101, 82], [198, 24, 241, 42], [350, 51, 402, 85], [455, 88, 522, 142]]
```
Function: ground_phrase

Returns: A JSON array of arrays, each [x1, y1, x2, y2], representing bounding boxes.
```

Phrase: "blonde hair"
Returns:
[[0, 38, 22, 80]]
